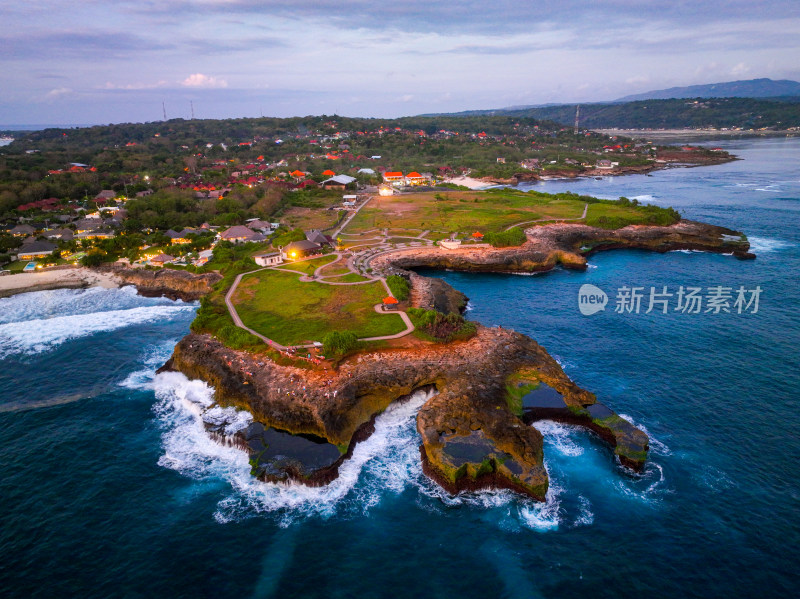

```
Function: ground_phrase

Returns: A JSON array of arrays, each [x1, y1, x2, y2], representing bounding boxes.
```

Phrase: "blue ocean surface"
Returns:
[[1, 138, 799, 598]]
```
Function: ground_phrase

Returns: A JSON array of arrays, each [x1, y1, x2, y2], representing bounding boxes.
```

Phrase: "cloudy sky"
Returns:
[[2, 1, 799, 125]]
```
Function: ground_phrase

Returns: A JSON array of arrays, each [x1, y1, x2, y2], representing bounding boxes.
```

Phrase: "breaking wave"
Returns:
[[747, 236, 792, 253], [152, 372, 598, 530], [0, 304, 195, 359]]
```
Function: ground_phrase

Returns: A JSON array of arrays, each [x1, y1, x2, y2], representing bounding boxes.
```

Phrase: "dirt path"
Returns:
[[504, 203, 588, 231]]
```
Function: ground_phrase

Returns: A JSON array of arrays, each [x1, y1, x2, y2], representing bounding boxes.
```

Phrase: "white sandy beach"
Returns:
[[0, 267, 120, 299], [442, 175, 495, 190]]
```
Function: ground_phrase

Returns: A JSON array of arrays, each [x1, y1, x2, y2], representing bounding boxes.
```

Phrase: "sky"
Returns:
[[1, 1, 799, 125]]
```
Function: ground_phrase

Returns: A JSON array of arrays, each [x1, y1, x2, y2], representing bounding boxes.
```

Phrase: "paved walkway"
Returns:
[[223, 251, 414, 351], [504, 203, 588, 231]]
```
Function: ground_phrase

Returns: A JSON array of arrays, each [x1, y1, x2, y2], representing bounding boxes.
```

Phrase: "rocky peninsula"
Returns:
[[152, 218, 752, 501]]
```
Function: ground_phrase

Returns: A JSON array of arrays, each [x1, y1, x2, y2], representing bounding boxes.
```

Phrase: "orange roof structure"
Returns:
[[289, 170, 306, 178], [472, 231, 484, 238], [384, 171, 403, 178], [322, 169, 336, 176], [406, 171, 423, 178], [382, 296, 399, 304]]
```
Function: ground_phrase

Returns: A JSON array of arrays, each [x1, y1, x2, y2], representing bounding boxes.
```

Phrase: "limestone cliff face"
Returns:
[[164, 321, 646, 499], [372, 220, 753, 275], [101, 266, 222, 301]]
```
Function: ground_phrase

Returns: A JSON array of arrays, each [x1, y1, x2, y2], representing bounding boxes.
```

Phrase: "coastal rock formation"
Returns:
[[100, 265, 222, 301], [163, 320, 648, 498], [371, 220, 753, 275]]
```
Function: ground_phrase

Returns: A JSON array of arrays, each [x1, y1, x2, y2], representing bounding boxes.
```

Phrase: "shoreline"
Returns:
[[0, 266, 120, 299]]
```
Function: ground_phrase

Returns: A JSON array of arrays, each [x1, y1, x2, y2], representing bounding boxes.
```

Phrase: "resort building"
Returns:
[[254, 252, 283, 267], [16, 241, 56, 260], [383, 171, 403, 184], [404, 171, 427, 185], [148, 253, 175, 266], [219, 225, 267, 244], [281, 240, 321, 261]]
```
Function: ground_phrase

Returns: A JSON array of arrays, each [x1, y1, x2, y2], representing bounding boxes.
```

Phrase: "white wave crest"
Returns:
[[533, 420, 584, 457], [747, 236, 791, 253], [618, 413, 671, 456], [153, 371, 437, 524], [119, 340, 179, 390], [0, 304, 195, 359], [0, 285, 181, 325], [519, 469, 562, 531], [574, 496, 594, 527]]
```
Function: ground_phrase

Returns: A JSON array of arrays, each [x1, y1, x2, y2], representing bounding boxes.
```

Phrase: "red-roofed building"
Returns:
[[405, 171, 426, 185], [383, 171, 403, 183], [322, 169, 336, 177]]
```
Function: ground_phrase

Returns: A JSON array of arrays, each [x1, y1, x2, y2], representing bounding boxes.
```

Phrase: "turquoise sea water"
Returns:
[[1, 138, 799, 598]]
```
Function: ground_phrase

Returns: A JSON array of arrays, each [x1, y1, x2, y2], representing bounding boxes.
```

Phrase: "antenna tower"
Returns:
[[162, 101, 167, 120], [190, 100, 195, 120], [574, 105, 580, 135]]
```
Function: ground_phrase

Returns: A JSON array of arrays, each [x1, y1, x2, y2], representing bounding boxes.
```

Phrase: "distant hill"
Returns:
[[423, 97, 800, 130], [616, 78, 800, 102]]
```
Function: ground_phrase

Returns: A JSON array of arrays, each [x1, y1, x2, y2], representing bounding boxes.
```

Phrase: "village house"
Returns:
[[246, 219, 273, 234], [219, 225, 267, 244], [321, 174, 357, 190], [43, 228, 74, 241], [596, 159, 614, 169], [148, 253, 175, 266], [383, 171, 403, 184], [305, 229, 332, 247], [165, 228, 201, 245], [16, 240, 57, 260], [253, 251, 283, 267], [281, 239, 321, 261], [10, 224, 36, 237], [404, 171, 427, 186]]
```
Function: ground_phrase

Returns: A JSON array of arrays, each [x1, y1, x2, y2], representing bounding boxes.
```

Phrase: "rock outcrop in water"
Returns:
[[100, 265, 222, 301], [163, 319, 648, 499], [372, 220, 753, 275], [159, 218, 758, 499]]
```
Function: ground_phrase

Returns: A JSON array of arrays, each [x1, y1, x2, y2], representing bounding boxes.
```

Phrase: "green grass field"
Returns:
[[274, 254, 337, 275], [344, 189, 584, 235], [232, 269, 406, 345]]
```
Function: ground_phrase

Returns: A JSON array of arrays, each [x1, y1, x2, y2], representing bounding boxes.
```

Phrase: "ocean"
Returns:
[[1, 137, 798, 598]]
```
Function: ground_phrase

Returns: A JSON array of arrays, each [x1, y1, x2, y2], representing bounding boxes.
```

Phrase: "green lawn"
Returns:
[[274, 254, 337, 275], [232, 269, 406, 345], [344, 189, 585, 235]]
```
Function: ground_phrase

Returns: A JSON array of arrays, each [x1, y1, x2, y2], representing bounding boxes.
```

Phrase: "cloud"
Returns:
[[44, 87, 74, 100], [731, 62, 751, 76], [181, 73, 228, 88]]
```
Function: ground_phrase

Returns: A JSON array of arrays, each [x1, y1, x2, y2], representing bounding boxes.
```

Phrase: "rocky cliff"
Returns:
[[371, 219, 753, 275], [100, 265, 222, 301], [163, 320, 648, 499]]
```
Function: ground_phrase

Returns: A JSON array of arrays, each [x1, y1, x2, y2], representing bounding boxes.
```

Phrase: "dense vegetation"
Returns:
[[407, 308, 477, 343], [432, 97, 800, 130], [386, 275, 411, 301], [484, 227, 527, 247]]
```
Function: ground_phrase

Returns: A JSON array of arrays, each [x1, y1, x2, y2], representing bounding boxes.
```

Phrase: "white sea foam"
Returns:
[[533, 421, 584, 457], [202, 406, 253, 435], [631, 194, 656, 203], [518, 470, 562, 531], [0, 285, 180, 325], [747, 236, 791, 253], [153, 371, 438, 524], [0, 304, 195, 359], [618, 413, 671, 457], [119, 340, 178, 390], [574, 496, 594, 527]]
